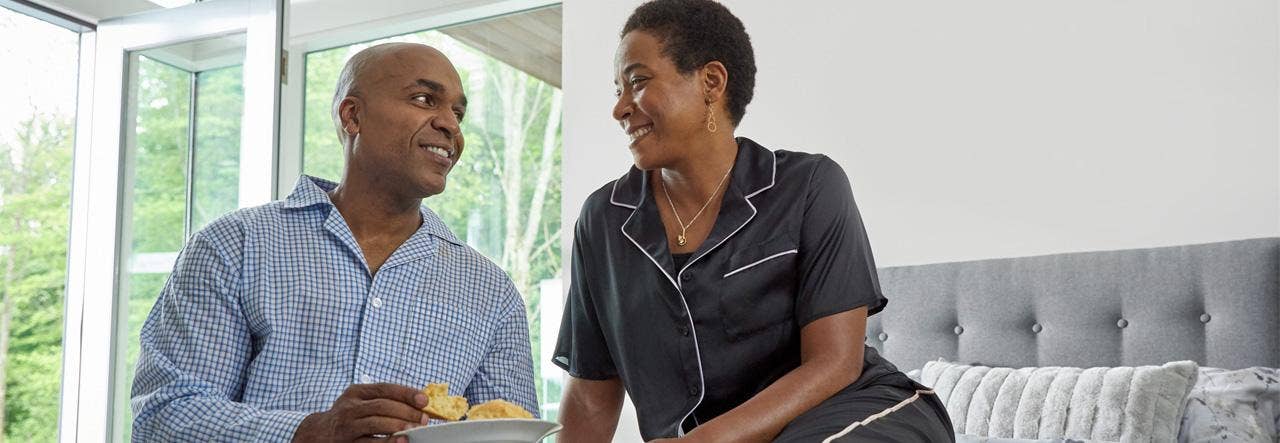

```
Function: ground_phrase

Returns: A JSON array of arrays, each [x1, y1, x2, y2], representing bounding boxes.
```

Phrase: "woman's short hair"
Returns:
[[623, 0, 756, 126]]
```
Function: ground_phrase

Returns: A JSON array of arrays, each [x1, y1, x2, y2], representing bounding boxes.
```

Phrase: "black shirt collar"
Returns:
[[609, 137, 778, 290], [608, 137, 776, 209]]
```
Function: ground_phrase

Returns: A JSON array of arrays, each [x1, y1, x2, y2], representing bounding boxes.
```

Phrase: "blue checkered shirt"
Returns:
[[131, 176, 537, 442]]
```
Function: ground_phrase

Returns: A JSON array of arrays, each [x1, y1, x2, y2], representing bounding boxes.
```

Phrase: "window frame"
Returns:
[[60, 1, 285, 442]]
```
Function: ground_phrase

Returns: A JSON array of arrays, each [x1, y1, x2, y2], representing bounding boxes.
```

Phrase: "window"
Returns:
[[114, 46, 247, 442], [3, 2, 564, 441], [0, 5, 80, 441], [301, 7, 565, 419]]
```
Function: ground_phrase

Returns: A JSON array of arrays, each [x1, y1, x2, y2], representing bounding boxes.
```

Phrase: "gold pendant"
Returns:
[[677, 234, 687, 246]]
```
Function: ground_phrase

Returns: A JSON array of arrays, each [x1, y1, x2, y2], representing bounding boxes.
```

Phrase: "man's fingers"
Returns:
[[348, 383, 429, 408], [358, 398, 429, 425]]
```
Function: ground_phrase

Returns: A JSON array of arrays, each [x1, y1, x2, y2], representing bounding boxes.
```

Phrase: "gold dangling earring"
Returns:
[[706, 103, 718, 133]]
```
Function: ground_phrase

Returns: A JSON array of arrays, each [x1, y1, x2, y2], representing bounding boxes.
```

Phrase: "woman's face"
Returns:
[[613, 31, 710, 170]]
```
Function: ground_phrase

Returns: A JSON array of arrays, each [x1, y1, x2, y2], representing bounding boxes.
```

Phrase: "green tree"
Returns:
[[302, 47, 347, 182], [0, 113, 74, 442], [192, 65, 244, 231]]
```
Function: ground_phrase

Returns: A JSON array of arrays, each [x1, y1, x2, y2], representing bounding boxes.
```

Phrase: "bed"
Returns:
[[867, 237, 1280, 442]]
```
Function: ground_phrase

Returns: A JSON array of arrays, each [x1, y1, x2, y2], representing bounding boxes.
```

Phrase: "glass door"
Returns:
[[61, 1, 284, 441]]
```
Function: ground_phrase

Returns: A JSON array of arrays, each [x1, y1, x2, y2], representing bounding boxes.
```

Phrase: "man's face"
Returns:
[[345, 45, 467, 198]]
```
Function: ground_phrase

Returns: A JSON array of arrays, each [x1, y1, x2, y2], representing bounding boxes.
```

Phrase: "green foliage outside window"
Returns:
[[0, 6, 78, 441]]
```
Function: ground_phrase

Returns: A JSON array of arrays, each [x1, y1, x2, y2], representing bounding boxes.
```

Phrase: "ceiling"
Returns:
[[441, 6, 561, 87], [138, 32, 246, 72], [31, 0, 562, 86], [32, 0, 184, 23]]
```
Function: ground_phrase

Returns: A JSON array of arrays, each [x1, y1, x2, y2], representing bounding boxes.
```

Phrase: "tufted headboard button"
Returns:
[[954, 326, 964, 335], [878, 332, 888, 341], [1117, 318, 1129, 328], [1032, 323, 1043, 333], [1200, 313, 1211, 323]]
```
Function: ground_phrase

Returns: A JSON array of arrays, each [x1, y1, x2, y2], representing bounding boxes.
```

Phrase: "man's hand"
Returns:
[[292, 383, 430, 442]]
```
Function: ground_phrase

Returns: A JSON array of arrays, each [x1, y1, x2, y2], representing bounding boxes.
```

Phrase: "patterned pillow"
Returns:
[[1178, 367, 1279, 443], [921, 360, 1198, 442]]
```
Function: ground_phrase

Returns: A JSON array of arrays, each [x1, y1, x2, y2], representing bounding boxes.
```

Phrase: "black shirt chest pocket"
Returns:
[[719, 232, 799, 339]]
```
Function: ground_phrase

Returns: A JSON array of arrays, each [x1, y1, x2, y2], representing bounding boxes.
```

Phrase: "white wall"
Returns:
[[563, 0, 1279, 269], [561, 1, 1278, 440]]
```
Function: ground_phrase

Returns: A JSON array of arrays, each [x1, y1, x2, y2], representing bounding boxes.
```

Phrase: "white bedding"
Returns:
[[955, 436, 1090, 443], [921, 360, 1199, 442]]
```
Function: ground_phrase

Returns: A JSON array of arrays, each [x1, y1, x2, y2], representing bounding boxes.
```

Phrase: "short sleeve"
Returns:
[[551, 219, 618, 380], [795, 156, 887, 327]]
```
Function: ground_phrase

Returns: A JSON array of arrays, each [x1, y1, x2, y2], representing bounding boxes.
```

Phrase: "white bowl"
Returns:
[[393, 419, 562, 443]]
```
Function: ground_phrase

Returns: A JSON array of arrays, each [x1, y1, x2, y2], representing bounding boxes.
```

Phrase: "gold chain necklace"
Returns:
[[660, 165, 733, 246]]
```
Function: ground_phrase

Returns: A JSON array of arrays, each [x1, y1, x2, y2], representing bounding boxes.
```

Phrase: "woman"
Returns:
[[553, 1, 954, 441]]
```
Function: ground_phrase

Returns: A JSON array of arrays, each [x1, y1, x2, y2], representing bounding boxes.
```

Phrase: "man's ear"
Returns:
[[701, 61, 729, 104], [338, 96, 362, 135]]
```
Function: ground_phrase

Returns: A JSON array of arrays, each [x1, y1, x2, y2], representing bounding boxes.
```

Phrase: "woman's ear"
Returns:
[[701, 60, 729, 104]]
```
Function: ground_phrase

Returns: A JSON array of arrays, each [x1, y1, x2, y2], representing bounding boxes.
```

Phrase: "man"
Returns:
[[131, 43, 537, 442]]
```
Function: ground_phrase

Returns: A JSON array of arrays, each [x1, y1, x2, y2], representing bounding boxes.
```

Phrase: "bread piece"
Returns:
[[420, 383, 469, 421], [467, 399, 533, 420]]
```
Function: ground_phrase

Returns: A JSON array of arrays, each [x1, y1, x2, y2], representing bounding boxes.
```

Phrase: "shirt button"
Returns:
[[370, 297, 383, 308], [688, 386, 699, 396], [681, 272, 693, 281], [677, 326, 689, 336], [359, 374, 373, 384]]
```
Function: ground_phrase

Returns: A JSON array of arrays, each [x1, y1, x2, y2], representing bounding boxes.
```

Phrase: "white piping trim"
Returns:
[[744, 148, 777, 199], [621, 212, 679, 291], [618, 186, 704, 437], [609, 172, 638, 209], [820, 389, 935, 443], [722, 249, 797, 278]]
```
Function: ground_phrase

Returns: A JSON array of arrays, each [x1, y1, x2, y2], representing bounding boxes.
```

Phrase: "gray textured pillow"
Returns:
[[922, 360, 1199, 442]]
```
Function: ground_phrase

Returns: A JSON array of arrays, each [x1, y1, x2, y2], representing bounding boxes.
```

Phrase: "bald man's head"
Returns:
[[332, 42, 448, 141], [330, 42, 468, 198]]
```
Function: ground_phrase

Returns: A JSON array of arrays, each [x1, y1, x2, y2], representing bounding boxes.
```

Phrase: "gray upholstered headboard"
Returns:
[[867, 237, 1280, 372]]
